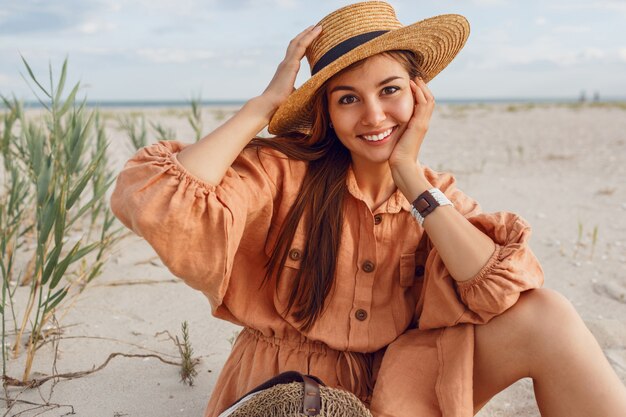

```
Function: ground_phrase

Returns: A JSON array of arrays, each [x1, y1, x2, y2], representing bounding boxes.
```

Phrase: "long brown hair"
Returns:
[[248, 50, 423, 331]]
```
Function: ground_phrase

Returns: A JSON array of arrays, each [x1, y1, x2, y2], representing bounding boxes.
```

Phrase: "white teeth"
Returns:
[[361, 128, 393, 142]]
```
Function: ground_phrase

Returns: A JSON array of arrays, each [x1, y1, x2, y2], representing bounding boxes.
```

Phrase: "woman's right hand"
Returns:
[[260, 25, 322, 111]]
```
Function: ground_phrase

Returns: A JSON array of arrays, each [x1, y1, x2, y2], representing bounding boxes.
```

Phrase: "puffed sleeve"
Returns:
[[417, 168, 544, 329], [110, 140, 281, 308]]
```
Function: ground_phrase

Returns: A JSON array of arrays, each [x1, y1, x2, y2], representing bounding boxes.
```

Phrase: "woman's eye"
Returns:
[[382, 86, 400, 95], [339, 95, 358, 105]]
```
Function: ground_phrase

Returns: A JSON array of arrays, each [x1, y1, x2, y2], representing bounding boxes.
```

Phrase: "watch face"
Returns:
[[413, 191, 440, 217]]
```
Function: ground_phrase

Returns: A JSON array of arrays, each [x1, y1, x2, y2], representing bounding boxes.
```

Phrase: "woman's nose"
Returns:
[[361, 99, 386, 127]]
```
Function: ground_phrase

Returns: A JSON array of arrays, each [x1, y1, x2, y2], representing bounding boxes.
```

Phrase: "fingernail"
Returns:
[[313, 25, 322, 31]]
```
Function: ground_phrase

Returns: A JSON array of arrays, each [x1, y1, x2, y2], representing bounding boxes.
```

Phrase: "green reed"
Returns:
[[149, 121, 176, 141], [188, 95, 203, 142], [0, 58, 121, 381], [572, 221, 600, 261], [1, 118, 31, 374], [117, 114, 148, 151], [118, 115, 181, 147], [178, 321, 198, 386]]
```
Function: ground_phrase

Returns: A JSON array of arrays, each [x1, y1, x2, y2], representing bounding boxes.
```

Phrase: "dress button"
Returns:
[[362, 260, 375, 273], [373, 214, 382, 225], [355, 309, 368, 321], [415, 265, 425, 276], [288, 249, 302, 261]]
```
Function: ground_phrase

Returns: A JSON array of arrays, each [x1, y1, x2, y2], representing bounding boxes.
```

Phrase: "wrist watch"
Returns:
[[410, 188, 453, 226]]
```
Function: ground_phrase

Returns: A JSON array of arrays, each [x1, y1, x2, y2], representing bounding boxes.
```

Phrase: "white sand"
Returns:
[[3, 103, 625, 416]]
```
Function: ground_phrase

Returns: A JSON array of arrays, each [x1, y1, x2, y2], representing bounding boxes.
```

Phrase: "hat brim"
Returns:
[[268, 14, 470, 136]]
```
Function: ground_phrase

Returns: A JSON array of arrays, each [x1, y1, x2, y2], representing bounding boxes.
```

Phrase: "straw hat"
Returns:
[[267, 1, 470, 136]]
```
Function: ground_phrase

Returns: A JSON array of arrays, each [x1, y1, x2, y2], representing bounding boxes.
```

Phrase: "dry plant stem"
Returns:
[[36, 335, 180, 359], [23, 268, 49, 380], [3, 352, 181, 389], [133, 254, 161, 266], [13, 278, 39, 358], [92, 278, 179, 287], [19, 254, 36, 287], [22, 313, 39, 381], [1, 397, 75, 417], [47, 319, 63, 406]]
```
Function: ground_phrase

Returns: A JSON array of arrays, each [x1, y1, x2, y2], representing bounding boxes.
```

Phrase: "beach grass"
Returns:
[[0, 58, 122, 382]]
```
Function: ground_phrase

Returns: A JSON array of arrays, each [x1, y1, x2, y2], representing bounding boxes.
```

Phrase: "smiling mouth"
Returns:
[[359, 127, 395, 142]]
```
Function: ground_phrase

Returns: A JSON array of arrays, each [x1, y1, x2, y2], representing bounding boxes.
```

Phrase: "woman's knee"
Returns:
[[485, 289, 579, 355], [510, 288, 585, 369], [514, 288, 580, 329], [471, 288, 582, 411]]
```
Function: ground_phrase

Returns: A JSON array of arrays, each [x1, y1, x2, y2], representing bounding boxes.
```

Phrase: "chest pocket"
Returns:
[[264, 219, 307, 269], [399, 250, 427, 287], [263, 221, 308, 318], [263, 220, 306, 300]]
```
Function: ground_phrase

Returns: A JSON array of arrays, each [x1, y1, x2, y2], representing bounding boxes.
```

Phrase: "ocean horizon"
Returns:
[[10, 96, 626, 109]]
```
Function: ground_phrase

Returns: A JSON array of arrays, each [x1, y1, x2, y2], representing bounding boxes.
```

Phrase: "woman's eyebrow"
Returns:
[[377, 75, 403, 86], [328, 75, 404, 94]]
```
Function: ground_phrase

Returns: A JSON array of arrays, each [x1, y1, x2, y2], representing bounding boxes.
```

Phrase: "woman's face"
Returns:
[[326, 54, 415, 168]]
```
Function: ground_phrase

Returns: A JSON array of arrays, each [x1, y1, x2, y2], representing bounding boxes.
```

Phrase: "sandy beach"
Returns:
[[3, 103, 626, 416]]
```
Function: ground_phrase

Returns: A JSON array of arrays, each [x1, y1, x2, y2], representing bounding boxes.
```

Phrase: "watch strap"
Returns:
[[410, 188, 453, 225]]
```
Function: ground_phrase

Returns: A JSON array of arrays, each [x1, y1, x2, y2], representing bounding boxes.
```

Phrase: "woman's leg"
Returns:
[[472, 287, 626, 417]]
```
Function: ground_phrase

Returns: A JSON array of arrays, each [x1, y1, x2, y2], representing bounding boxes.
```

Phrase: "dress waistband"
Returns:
[[240, 327, 378, 402]]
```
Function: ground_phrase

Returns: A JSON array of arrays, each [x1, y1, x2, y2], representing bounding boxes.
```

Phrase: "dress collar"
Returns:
[[345, 165, 412, 214]]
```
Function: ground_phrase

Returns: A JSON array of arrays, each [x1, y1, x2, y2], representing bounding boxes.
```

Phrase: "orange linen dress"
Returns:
[[110, 140, 544, 417]]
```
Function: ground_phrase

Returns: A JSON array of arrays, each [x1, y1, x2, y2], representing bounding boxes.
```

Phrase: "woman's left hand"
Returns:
[[388, 78, 435, 170]]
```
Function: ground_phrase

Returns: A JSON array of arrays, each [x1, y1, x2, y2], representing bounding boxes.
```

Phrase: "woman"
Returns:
[[111, 2, 626, 416]]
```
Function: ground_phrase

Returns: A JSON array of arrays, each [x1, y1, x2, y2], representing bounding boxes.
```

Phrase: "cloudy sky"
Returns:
[[1, 0, 625, 102]]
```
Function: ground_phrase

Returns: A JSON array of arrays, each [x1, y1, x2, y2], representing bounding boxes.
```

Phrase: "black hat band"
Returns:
[[311, 30, 389, 75]]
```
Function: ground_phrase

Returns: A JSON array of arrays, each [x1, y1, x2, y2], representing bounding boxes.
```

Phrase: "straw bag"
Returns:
[[217, 371, 373, 417]]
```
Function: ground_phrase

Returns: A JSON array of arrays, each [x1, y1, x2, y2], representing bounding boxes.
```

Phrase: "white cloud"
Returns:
[[552, 25, 591, 34], [78, 47, 118, 55], [619, 48, 626, 62], [241, 48, 263, 57], [0, 73, 11, 86], [534, 16, 547, 26], [78, 20, 117, 34], [0, 0, 112, 34], [132, 0, 214, 16], [468, 0, 508, 5], [466, 35, 611, 70], [136, 48, 215, 63], [474, 27, 512, 44], [550, 0, 626, 14], [272, 0, 298, 8], [580, 48, 605, 60], [223, 58, 257, 68]]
